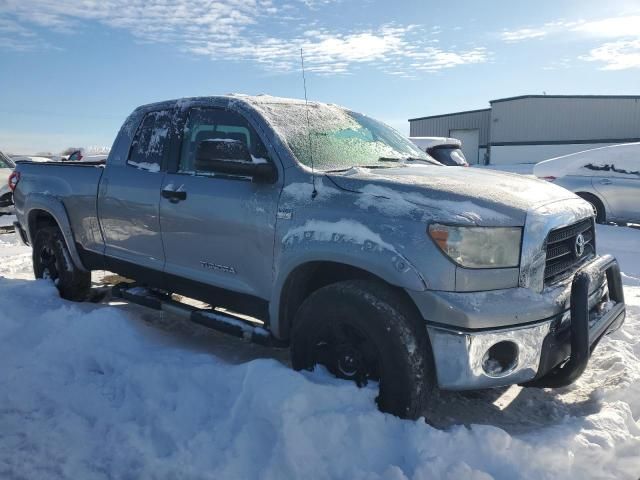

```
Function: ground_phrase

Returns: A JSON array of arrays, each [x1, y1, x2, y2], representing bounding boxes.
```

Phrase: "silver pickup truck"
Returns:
[[11, 95, 626, 419]]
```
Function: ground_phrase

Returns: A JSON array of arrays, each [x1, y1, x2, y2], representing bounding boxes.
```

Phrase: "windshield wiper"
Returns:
[[324, 164, 397, 173], [378, 156, 439, 165]]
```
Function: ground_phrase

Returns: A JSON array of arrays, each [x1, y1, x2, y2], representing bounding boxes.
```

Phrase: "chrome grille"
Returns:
[[544, 219, 595, 284]]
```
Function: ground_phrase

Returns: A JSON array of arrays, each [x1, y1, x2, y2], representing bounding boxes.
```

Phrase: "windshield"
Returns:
[[0, 151, 14, 169], [428, 146, 467, 166], [253, 101, 437, 171]]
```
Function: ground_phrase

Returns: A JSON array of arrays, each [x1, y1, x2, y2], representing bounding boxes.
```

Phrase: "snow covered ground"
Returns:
[[0, 226, 639, 479]]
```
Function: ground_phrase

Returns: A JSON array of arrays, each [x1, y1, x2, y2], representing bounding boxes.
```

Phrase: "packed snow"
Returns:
[[0, 225, 639, 479]]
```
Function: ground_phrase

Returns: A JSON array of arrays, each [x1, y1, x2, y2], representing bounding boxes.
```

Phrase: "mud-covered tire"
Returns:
[[33, 226, 90, 301], [291, 280, 434, 419]]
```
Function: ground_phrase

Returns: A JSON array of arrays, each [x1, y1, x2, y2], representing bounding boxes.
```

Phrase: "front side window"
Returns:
[[127, 110, 172, 172], [179, 108, 269, 175], [252, 101, 436, 171]]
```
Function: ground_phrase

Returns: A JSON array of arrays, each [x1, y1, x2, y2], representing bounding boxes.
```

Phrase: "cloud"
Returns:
[[500, 28, 548, 43], [0, 0, 487, 76], [572, 16, 640, 38], [499, 21, 579, 43], [499, 15, 640, 70], [581, 39, 640, 70]]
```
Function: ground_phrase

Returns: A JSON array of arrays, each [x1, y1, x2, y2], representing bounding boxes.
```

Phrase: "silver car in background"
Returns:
[[534, 143, 640, 225], [0, 151, 15, 215]]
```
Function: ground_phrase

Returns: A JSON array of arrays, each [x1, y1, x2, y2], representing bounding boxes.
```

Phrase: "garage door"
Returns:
[[449, 129, 480, 164]]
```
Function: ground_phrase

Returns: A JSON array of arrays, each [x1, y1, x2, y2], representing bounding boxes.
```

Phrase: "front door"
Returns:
[[159, 106, 281, 308], [98, 109, 172, 276]]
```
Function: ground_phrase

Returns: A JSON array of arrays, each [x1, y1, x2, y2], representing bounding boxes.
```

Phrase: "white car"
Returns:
[[534, 143, 640, 224], [0, 151, 15, 214], [409, 137, 469, 166], [63, 149, 108, 163]]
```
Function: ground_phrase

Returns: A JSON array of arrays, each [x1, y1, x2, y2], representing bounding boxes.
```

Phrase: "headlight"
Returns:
[[428, 224, 522, 268]]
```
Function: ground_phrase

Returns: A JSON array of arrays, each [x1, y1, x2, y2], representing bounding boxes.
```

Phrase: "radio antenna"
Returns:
[[300, 48, 317, 199]]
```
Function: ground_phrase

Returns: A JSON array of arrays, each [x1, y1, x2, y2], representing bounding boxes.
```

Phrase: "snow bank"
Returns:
[[0, 227, 639, 479]]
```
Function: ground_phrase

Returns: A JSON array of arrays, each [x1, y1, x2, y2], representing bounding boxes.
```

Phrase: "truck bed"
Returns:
[[13, 161, 106, 254]]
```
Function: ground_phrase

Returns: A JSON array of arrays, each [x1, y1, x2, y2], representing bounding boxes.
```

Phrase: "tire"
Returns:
[[33, 226, 90, 301], [576, 192, 606, 224], [291, 280, 434, 419]]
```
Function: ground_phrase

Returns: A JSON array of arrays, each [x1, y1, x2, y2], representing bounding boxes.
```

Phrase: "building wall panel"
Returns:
[[409, 109, 491, 146], [490, 97, 640, 144]]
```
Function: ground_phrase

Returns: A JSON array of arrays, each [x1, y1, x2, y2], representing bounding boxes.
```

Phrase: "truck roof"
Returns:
[[135, 94, 312, 112]]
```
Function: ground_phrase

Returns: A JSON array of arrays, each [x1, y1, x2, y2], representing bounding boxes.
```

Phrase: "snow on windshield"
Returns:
[[252, 100, 431, 171]]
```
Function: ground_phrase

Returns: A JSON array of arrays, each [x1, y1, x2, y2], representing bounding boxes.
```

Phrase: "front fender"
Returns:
[[269, 222, 427, 339], [23, 193, 88, 271]]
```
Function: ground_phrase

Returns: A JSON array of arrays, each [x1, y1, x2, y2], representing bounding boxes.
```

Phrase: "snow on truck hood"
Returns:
[[327, 164, 579, 226]]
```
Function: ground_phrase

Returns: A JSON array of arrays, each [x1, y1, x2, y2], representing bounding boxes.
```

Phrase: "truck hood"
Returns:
[[327, 164, 579, 226]]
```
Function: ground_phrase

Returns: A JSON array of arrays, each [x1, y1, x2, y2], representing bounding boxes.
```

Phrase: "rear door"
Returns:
[[159, 106, 281, 308], [591, 157, 640, 222], [98, 109, 173, 277]]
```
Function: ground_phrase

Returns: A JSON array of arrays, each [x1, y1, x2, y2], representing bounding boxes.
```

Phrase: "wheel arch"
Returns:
[[24, 194, 88, 271], [575, 191, 606, 223], [271, 259, 426, 341]]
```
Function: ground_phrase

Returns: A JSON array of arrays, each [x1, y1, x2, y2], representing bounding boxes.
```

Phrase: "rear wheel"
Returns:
[[291, 280, 434, 419], [33, 226, 90, 301], [576, 192, 606, 224]]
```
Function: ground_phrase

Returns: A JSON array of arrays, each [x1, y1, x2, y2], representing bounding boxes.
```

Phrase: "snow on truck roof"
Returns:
[[409, 137, 462, 149], [136, 94, 343, 113]]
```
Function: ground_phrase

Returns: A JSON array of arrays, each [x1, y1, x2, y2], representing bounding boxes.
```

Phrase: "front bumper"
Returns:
[[427, 255, 626, 390]]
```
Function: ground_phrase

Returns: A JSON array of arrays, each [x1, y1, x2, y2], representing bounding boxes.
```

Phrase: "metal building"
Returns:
[[408, 95, 640, 165]]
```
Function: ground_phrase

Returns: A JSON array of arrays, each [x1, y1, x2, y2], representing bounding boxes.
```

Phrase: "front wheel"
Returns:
[[33, 226, 90, 301], [291, 280, 434, 419]]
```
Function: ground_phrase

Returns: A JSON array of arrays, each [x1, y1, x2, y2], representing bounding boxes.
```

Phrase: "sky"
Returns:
[[0, 0, 639, 154]]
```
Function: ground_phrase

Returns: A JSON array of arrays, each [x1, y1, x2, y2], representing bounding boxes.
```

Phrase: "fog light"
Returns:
[[482, 341, 519, 377]]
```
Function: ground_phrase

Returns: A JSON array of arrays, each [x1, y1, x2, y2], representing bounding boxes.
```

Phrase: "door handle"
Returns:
[[599, 179, 612, 185], [162, 189, 187, 202]]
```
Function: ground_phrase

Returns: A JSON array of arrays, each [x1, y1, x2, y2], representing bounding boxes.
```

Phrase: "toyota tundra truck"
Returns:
[[10, 95, 626, 419]]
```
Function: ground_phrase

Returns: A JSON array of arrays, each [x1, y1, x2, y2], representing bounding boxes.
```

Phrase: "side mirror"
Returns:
[[195, 139, 276, 183]]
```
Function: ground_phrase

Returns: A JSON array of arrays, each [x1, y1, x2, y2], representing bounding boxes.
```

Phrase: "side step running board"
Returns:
[[112, 283, 287, 348]]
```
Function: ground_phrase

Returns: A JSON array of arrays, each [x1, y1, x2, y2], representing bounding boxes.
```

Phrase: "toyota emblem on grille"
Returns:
[[574, 233, 586, 257]]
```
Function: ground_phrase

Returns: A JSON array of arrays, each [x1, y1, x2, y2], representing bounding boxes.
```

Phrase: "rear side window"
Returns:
[[128, 110, 172, 172], [179, 108, 269, 175]]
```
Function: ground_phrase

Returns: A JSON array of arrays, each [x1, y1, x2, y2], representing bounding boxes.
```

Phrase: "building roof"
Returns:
[[408, 108, 490, 122], [408, 95, 640, 123], [490, 94, 640, 104]]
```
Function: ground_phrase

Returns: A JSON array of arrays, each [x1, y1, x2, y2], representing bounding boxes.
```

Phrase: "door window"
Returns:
[[179, 108, 269, 175], [127, 110, 173, 172]]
